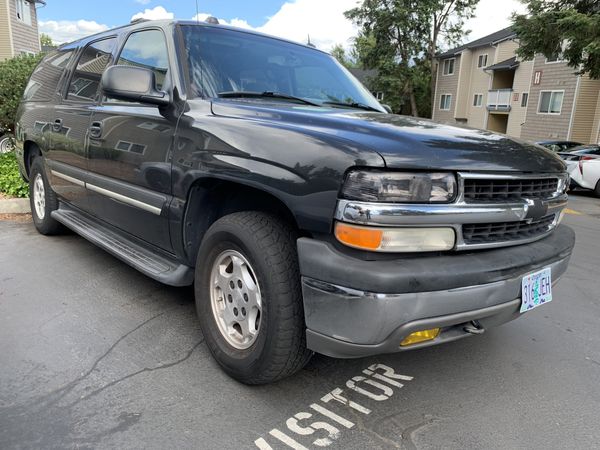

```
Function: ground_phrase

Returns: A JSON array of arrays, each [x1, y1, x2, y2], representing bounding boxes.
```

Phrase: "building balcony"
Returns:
[[487, 89, 512, 112]]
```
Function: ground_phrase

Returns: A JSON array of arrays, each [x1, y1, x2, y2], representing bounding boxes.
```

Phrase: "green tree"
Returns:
[[345, 0, 478, 117], [330, 43, 356, 69], [40, 33, 54, 47], [513, 1, 600, 79], [0, 53, 43, 134]]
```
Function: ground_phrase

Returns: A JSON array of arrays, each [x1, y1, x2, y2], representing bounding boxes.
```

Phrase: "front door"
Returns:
[[46, 37, 117, 211], [86, 29, 175, 251]]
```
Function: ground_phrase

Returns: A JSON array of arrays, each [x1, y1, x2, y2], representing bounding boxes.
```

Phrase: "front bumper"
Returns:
[[298, 225, 575, 358]]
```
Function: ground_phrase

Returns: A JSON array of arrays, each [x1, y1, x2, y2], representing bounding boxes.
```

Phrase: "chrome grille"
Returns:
[[463, 178, 559, 203], [462, 214, 556, 245]]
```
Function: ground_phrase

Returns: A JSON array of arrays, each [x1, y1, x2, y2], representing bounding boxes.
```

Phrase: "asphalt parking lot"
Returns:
[[1, 193, 599, 449]]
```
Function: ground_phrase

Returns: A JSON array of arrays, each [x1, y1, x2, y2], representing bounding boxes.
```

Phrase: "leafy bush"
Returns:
[[0, 53, 43, 134], [0, 152, 28, 198]]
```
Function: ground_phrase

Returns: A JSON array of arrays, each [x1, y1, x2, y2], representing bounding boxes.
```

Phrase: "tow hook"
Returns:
[[463, 320, 485, 335]]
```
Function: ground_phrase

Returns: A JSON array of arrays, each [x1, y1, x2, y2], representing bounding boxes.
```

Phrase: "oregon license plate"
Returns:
[[520, 267, 552, 313]]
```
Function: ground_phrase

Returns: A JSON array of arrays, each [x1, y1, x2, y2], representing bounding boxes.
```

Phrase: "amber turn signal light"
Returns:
[[334, 222, 383, 250]]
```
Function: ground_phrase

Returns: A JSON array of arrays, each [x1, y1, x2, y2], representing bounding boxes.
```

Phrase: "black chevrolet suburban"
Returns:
[[15, 19, 575, 384]]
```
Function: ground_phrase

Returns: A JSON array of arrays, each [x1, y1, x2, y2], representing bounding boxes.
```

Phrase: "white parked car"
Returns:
[[570, 156, 600, 197]]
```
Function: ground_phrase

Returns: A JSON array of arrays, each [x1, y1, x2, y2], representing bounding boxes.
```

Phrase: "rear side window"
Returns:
[[117, 29, 169, 90], [22, 49, 75, 102], [67, 38, 117, 102]]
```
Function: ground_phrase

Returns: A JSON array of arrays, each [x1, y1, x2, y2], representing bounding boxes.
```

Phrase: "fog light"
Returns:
[[400, 328, 441, 346], [334, 222, 455, 252]]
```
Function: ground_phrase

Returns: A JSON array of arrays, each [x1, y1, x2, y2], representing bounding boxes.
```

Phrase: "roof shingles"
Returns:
[[437, 27, 516, 59]]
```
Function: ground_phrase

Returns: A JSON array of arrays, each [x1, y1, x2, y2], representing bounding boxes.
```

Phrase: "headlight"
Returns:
[[334, 222, 456, 252], [341, 171, 456, 203]]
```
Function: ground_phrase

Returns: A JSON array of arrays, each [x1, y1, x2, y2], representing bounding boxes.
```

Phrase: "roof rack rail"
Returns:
[[130, 18, 150, 24]]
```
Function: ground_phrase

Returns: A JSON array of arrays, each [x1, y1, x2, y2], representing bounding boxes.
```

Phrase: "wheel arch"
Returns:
[[181, 178, 307, 264], [23, 140, 42, 177]]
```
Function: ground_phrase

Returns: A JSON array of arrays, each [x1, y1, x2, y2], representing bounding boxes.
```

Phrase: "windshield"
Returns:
[[180, 25, 385, 112]]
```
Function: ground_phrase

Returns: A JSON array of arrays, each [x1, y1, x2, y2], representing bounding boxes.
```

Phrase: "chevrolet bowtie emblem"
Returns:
[[524, 198, 548, 221]]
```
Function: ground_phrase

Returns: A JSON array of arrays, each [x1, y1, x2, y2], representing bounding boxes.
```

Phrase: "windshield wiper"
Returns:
[[322, 101, 382, 112], [217, 91, 321, 107]]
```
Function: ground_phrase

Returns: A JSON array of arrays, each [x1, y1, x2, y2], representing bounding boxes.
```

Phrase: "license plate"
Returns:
[[520, 267, 552, 313]]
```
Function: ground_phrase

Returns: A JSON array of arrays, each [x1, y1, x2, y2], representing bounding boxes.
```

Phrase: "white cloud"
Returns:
[[464, 0, 526, 42], [192, 0, 358, 52], [256, 0, 358, 51], [191, 12, 253, 30], [131, 6, 174, 21], [135, 0, 151, 4], [38, 19, 109, 44]]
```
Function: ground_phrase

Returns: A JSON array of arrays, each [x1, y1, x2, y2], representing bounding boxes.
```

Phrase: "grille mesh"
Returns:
[[463, 178, 559, 203], [462, 215, 556, 245]]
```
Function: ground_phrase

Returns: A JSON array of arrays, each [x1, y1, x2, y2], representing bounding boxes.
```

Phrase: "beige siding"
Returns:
[[464, 47, 495, 130], [506, 59, 534, 138], [520, 55, 578, 142], [494, 40, 518, 64], [0, 0, 14, 60], [454, 50, 473, 120], [593, 94, 600, 143], [569, 76, 600, 144], [9, 0, 40, 55], [433, 55, 460, 123]]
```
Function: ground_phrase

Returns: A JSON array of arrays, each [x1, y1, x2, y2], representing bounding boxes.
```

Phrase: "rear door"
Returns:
[[86, 28, 175, 251], [46, 37, 118, 211]]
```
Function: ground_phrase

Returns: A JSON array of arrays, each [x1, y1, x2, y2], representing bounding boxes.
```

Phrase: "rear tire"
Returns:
[[595, 180, 600, 198], [195, 211, 312, 384], [29, 157, 64, 235], [0, 134, 13, 154]]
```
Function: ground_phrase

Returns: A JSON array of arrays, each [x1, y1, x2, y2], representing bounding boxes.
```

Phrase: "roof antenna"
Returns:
[[306, 34, 315, 48], [195, 0, 200, 23]]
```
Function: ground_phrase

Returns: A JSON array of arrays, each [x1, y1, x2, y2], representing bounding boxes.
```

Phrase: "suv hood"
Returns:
[[209, 101, 565, 173]]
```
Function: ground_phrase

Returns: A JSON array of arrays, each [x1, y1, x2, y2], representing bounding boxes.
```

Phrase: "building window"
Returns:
[[442, 58, 455, 76], [440, 94, 452, 111], [473, 94, 483, 107], [115, 140, 146, 155], [545, 52, 564, 63], [521, 93, 529, 108], [477, 54, 488, 68], [15, 0, 32, 26], [538, 91, 564, 114], [374, 92, 384, 101]]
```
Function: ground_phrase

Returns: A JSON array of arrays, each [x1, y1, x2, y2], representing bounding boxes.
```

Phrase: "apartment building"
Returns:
[[433, 27, 600, 145], [0, 0, 44, 61]]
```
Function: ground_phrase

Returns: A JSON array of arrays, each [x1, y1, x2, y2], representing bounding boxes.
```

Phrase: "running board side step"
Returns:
[[51, 208, 194, 287]]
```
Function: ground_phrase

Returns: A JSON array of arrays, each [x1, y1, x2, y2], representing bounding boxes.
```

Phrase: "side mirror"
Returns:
[[101, 66, 170, 106], [382, 104, 393, 114]]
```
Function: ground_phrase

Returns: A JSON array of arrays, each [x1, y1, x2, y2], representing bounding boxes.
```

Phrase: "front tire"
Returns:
[[195, 211, 312, 384], [595, 180, 600, 198], [29, 158, 63, 235]]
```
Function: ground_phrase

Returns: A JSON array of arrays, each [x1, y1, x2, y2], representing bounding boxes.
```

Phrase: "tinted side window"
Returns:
[[117, 30, 169, 90], [67, 38, 117, 102], [23, 49, 75, 102]]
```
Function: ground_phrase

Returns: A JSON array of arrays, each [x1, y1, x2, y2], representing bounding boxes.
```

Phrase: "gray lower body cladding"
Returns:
[[297, 226, 575, 358]]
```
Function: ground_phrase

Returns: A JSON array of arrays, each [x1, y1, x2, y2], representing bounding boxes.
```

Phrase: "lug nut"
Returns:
[[233, 307, 239, 316]]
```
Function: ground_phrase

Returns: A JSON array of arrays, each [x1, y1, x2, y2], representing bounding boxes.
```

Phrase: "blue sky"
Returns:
[[37, 0, 526, 50], [38, 0, 283, 29]]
